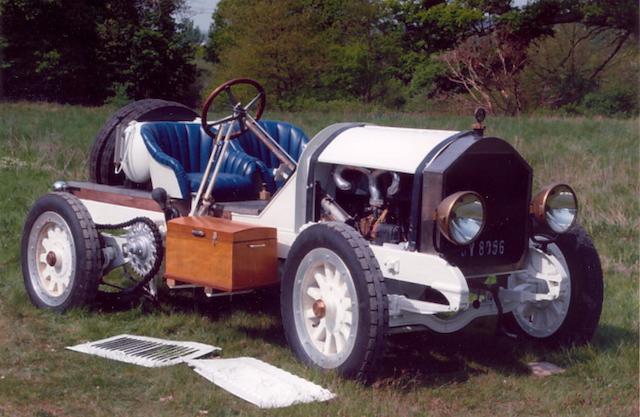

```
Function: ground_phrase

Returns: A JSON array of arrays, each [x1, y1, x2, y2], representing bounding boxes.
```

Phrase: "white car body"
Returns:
[[21, 91, 599, 380], [77, 122, 541, 334]]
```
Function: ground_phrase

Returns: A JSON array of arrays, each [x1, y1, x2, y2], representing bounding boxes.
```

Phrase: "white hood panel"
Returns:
[[316, 125, 459, 173]]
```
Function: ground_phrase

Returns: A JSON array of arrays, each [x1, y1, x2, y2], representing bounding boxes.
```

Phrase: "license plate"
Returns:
[[460, 239, 505, 257]]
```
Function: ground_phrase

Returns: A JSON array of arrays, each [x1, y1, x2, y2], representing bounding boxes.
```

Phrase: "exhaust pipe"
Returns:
[[321, 195, 353, 224], [333, 166, 400, 207]]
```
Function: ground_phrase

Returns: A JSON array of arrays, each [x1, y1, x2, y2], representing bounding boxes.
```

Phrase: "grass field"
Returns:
[[0, 102, 637, 417]]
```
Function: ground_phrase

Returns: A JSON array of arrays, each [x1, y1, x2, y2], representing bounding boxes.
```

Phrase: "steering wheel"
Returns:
[[201, 78, 266, 139]]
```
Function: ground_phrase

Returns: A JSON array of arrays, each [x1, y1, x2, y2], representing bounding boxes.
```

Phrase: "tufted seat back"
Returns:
[[141, 122, 213, 174], [140, 122, 261, 200], [233, 120, 309, 170], [232, 120, 309, 191], [139, 120, 309, 199]]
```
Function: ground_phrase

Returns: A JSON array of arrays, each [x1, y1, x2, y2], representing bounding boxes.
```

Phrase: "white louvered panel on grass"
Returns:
[[67, 334, 220, 367]]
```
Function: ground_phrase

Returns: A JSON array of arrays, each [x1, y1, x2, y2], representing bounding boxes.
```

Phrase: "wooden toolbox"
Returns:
[[165, 216, 278, 291]]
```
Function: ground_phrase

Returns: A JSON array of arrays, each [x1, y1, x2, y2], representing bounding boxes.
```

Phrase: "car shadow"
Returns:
[[96, 287, 636, 388], [158, 285, 281, 317], [376, 321, 637, 388], [377, 326, 531, 387]]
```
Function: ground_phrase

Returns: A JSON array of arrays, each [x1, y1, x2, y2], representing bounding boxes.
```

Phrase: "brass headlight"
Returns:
[[531, 183, 578, 233], [436, 191, 486, 245]]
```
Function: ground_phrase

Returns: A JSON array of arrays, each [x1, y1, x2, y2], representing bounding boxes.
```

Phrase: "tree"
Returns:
[[401, 0, 639, 114], [522, 23, 639, 112], [388, 0, 484, 55], [205, 0, 404, 107], [312, 0, 404, 104], [94, 0, 139, 101], [385, 0, 488, 105], [180, 18, 206, 46], [205, 0, 328, 105], [0, 0, 197, 104], [0, 0, 102, 103], [439, 29, 528, 114], [125, 0, 197, 103], [205, 5, 233, 63]]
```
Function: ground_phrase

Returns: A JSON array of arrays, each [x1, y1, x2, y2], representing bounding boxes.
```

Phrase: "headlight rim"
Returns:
[[530, 183, 578, 234], [436, 190, 486, 245]]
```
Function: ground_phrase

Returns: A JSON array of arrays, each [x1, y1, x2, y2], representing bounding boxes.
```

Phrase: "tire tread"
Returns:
[[503, 224, 603, 346], [323, 222, 388, 380]]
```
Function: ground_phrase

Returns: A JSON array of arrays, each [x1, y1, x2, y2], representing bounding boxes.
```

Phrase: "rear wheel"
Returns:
[[21, 193, 102, 312], [89, 99, 198, 185], [281, 222, 388, 380], [504, 225, 603, 346]]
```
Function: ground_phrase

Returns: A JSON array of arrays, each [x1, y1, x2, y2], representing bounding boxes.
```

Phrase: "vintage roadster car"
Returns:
[[21, 79, 603, 380]]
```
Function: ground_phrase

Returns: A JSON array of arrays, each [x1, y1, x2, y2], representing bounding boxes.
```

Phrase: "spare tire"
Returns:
[[89, 99, 198, 185]]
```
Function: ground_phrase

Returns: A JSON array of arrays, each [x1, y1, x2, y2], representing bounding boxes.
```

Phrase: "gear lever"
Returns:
[[152, 187, 179, 220]]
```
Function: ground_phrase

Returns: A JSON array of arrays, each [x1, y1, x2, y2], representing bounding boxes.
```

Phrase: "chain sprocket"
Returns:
[[96, 217, 164, 296]]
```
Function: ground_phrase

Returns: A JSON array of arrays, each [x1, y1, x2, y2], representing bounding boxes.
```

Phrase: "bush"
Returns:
[[103, 83, 132, 108], [579, 88, 639, 117]]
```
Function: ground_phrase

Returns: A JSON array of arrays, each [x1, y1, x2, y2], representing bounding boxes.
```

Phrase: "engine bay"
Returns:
[[316, 164, 413, 248]]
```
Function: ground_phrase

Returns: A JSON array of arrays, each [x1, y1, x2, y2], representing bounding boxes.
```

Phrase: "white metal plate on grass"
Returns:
[[67, 334, 220, 368], [188, 358, 335, 408], [528, 361, 566, 377]]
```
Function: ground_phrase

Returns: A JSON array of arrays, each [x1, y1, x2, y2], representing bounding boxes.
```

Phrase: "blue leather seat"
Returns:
[[231, 120, 309, 191], [140, 122, 261, 200]]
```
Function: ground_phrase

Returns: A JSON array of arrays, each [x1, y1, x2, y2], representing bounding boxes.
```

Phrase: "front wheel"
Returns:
[[281, 222, 388, 381], [504, 225, 603, 346], [21, 193, 103, 312]]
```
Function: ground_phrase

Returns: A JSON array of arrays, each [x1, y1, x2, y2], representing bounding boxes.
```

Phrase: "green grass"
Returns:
[[0, 102, 637, 417]]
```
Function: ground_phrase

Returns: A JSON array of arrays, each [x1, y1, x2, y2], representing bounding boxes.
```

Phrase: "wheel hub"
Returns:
[[46, 251, 57, 267], [312, 299, 326, 319]]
